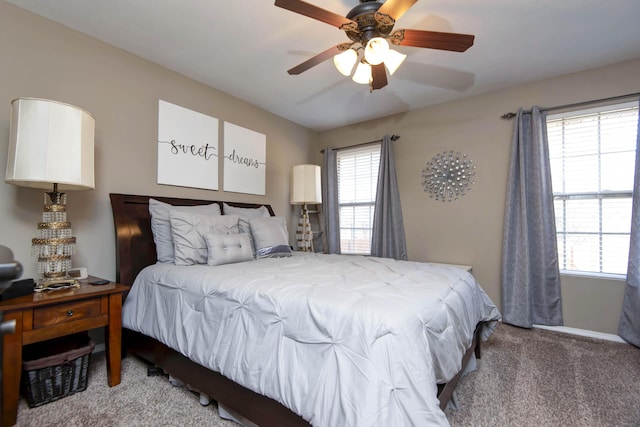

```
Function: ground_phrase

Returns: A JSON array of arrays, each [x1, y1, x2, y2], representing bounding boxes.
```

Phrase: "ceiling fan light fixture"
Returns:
[[333, 48, 358, 76], [364, 37, 390, 66], [384, 49, 407, 75], [364, 37, 389, 65], [352, 61, 372, 84]]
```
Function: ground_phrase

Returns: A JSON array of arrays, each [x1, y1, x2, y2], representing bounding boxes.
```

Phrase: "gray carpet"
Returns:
[[16, 350, 237, 427], [16, 323, 640, 426], [446, 323, 640, 427]]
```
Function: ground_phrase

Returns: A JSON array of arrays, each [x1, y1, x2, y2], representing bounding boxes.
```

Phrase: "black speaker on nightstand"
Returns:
[[0, 278, 34, 301]]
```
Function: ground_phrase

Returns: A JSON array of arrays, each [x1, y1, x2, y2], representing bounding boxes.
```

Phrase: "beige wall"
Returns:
[[0, 2, 316, 281], [317, 58, 640, 335]]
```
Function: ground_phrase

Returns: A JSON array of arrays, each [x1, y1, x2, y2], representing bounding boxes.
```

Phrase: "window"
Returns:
[[547, 101, 638, 276], [337, 144, 381, 254]]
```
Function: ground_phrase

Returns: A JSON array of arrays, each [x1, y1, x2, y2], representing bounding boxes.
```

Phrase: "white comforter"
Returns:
[[122, 253, 500, 426]]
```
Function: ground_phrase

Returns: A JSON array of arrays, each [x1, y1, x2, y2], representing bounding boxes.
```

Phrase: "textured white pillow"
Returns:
[[149, 199, 221, 264], [170, 212, 239, 265], [249, 216, 292, 258], [205, 233, 254, 266]]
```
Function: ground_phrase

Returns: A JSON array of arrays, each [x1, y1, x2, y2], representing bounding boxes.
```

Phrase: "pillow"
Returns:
[[170, 212, 239, 265], [222, 203, 271, 218], [205, 233, 254, 266], [149, 199, 222, 263], [223, 203, 272, 256], [249, 216, 292, 258]]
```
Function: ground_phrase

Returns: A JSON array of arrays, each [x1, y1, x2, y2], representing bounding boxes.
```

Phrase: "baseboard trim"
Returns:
[[93, 342, 106, 354], [533, 324, 626, 344]]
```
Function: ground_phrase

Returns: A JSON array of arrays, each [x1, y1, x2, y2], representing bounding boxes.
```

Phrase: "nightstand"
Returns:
[[0, 279, 129, 427]]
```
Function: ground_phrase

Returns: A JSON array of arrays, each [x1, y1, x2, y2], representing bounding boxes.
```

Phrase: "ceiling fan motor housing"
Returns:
[[345, 1, 393, 45]]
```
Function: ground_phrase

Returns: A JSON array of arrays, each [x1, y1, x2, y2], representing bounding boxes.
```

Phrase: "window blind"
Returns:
[[336, 144, 381, 254], [547, 102, 638, 275]]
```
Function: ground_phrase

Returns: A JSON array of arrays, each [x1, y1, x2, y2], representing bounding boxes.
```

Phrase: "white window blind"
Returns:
[[337, 144, 381, 255], [547, 101, 638, 276]]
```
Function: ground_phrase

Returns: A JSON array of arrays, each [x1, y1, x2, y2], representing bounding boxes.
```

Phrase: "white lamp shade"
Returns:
[[352, 62, 372, 85], [291, 164, 322, 204], [364, 37, 389, 66], [5, 98, 95, 191], [333, 49, 358, 76], [384, 49, 407, 75]]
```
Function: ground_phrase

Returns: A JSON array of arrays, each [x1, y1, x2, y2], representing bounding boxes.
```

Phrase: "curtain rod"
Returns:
[[500, 92, 640, 119], [320, 134, 399, 153]]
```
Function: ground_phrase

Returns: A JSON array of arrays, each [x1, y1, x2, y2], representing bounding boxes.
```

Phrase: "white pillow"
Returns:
[[222, 203, 271, 219], [205, 233, 254, 266], [149, 199, 221, 263], [170, 212, 239, 265], [249, 216, 292, 258]]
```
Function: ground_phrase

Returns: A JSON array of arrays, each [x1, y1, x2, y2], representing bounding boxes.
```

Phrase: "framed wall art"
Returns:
[[157, 100, 219, 190], [223, 121, 266, 195]]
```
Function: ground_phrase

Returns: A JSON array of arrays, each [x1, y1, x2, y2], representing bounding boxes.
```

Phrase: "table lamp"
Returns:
[[291, 164, 322, 252], [5, 98, 95, 289]]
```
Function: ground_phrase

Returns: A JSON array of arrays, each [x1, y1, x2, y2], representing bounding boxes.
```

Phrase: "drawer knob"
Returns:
[[67, 310, 74, 317]]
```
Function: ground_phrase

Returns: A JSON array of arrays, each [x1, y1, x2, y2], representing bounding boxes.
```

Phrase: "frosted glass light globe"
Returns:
[[364, 37, 389, 66]]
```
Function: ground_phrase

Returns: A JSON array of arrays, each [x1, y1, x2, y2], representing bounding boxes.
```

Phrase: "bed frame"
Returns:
[[110, 193, 483, 426]]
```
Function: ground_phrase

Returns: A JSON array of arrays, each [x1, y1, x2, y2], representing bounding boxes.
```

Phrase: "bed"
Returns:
[[110, 193, 500, 426]]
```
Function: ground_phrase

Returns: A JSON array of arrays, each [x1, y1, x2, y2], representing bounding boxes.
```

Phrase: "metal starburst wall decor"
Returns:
[[421, 150, 476, 202]]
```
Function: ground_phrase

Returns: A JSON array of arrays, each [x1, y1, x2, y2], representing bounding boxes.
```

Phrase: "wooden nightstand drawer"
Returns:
[[33, 298, 102, 329]]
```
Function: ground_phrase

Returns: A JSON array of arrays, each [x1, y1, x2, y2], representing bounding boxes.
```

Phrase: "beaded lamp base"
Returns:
[[31, 189, 79, 288]]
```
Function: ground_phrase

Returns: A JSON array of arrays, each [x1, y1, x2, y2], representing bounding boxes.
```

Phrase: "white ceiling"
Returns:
[[7, 0, 640, 131]]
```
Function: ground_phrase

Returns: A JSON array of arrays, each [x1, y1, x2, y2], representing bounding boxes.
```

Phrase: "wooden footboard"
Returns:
[[436, 322, 483, 410]]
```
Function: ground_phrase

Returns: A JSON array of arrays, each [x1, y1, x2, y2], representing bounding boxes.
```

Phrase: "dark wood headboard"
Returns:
[[109, 193, 275, 285]]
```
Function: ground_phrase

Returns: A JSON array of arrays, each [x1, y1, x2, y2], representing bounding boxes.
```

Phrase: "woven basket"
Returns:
[[21, 334, 95, 407]]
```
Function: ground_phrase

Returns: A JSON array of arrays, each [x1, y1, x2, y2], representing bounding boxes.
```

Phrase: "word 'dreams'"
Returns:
[[226, 149, 261, 168]]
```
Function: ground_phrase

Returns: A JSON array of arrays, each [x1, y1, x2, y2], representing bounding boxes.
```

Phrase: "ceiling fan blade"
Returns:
[[287, 45, 345, 75], [391, 29, 474, 52], [275, 0, 357, 30], [371, 63, 388, 90], [375, 0, 418, 25]]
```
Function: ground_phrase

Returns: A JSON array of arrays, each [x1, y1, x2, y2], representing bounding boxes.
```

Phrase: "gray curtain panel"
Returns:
[[501, 107, 563, 328], [371, 135, 407, 260], [322, 148, 341, 254], [618, 101, 640, 348]]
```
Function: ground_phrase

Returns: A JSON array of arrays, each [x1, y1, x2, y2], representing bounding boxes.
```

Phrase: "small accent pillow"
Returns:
[[170, 211, 239, 265], [205, 233, 254, 266], [149, 199, 221, 264], [249, 216, 292, 258]]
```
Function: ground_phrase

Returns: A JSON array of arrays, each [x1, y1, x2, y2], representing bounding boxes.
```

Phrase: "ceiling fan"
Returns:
[[274, 0, 475, 91]]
